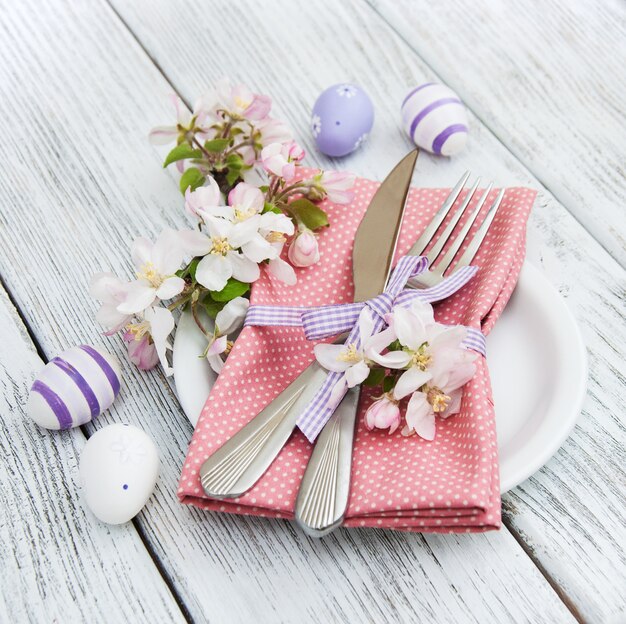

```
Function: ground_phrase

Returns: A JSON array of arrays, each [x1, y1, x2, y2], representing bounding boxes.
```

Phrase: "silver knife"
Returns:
[[295, 151, 419, 535], [199, 150, 419, 500]]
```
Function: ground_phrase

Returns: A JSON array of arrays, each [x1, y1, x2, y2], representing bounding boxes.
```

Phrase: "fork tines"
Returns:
[[408, 171, 505, 280]]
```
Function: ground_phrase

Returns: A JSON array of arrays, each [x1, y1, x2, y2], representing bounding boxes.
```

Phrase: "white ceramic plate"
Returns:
[[173, 261, 587, 493]]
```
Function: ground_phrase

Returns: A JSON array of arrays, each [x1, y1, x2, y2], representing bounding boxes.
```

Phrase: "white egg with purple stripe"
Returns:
[[26, 345, 121, 430], [401, 83, 469, 156], [80, 423, 159, 525]]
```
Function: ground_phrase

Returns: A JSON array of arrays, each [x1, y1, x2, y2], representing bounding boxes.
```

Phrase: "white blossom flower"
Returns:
[[184, 177, 224, 220], [227, 182, 265, 222], [261, 142, 304, 181], [206, 297, 249, 373], [403, 348, 477, 440], [149, 94, 212, 145], [124, 306, 176, 375], [178, 216, 261, 291], [315, 309, 395, 406], [117, 230, 185, 315], [315, 170, 356, 204], [244, 210, 295, 264], [89, 272, 132, 334], [211, 78, 272, 121], [266, 241, 296, 285], [371, 300, 474, 400]]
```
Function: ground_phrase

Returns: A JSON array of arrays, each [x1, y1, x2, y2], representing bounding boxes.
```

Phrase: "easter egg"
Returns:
[[26, 345, 121, 430], [401, 83, 469, 156], [80, 423, 159, 525], [311, 83, 374, 157]]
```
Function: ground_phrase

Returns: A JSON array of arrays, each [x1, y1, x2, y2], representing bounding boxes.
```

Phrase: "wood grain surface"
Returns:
[[0, 0, 623, 622], [368, 0, 626, 268], [0, 285, 185, 622]]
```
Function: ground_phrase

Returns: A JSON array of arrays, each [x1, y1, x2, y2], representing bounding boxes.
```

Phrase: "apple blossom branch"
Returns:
[[89, 79, 355, 376]]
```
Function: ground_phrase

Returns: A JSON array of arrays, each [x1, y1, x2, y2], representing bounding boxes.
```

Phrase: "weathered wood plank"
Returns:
[[93, 0, 626, 621], [0, 285, 185, 623], [367, 0, 626, 268], [0, 0, 581, 622]]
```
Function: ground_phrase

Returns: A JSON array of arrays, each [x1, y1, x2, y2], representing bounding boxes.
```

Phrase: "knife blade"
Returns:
[[295, 150, 419, 535], [200, 150, 419, 500]]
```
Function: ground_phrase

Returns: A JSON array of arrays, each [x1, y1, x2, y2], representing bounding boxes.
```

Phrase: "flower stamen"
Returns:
[[233, 95, 252, 110], [136, 262, 163, 288], [210, 237, 232, 255], [126, 320, 151, 341], [407, 342, 432, 371], [338, 343, 361, 364], [233, 206, 257, 222], [266, 231, 286, 243], [426, 386, 451, 413]]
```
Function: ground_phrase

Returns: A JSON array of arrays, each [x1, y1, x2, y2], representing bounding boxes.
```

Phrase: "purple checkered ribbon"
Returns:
[[245, 255, 485, 441]]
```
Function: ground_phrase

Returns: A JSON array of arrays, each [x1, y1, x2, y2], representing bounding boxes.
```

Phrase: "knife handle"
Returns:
[[294, 385, 361, 537], [199, 357, 330, 499]]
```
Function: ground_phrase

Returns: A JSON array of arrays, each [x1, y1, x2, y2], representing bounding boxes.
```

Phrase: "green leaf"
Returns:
[[163, 144, 202, 168], [179, 167, 206, 194], [388, 339, 403, 352], [204, 138, 231, 152], [287, 198, 329, 230], [363, 368, 385, 387], [382, 375, 395, 394], [210, 278, 250, 302], [187, 257, 201, 281], [202, 299, 225, 319], [225, 168, 243, 187], [225, 153, 244, 168], [263, 202, 282, 215]]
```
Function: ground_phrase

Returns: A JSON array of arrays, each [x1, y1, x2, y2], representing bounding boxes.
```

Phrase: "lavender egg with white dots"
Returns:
[[311, 83, 374, 157], [26, 345, 121, 430], [80, 423, 159, 525], [401, 83, 469, 156]]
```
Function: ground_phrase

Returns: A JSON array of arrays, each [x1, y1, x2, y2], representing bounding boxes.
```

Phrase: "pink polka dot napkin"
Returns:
[[178, 169, 536, 533]]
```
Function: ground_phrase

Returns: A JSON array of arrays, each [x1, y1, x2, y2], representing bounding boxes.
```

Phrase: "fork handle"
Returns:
[[199, 357, 331, 499], [294, 384, 361, 536]]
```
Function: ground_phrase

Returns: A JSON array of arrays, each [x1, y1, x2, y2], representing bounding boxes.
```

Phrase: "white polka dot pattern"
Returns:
[[178, 168, 536, 533]]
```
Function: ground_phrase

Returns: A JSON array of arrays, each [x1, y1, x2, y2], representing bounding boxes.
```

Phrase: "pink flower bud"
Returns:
[[261, 143, 296, 181], [124, 331, 159, 371], [364, 395, 401, 434], [286, 141, 305, 162], [288, 228, 320, 267], [318, 170, 356, 204]]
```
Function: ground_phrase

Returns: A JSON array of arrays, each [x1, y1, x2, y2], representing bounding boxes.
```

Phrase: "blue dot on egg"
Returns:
[[122, 484, 129, 490]]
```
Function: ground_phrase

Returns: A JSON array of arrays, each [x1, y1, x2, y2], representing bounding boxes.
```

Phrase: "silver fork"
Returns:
[[407, 172, 504, 289], [294, 172, 506, 536]]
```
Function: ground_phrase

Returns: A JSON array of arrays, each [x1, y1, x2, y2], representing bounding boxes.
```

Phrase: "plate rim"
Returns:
[[492, 262, 587, 492]]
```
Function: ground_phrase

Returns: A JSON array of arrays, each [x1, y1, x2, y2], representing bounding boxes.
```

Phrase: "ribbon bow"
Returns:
[[245, 255, 485, 441]]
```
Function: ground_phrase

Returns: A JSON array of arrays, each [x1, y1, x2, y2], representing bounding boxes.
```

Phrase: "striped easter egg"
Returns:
[[26, 345, 121, 430], [401, 83, 469, 156]]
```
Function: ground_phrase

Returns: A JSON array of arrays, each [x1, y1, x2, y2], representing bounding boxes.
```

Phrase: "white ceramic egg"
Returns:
[[401, 83, 469, 156], [26, 345, 122, 430], [80, 423, 159, 525]]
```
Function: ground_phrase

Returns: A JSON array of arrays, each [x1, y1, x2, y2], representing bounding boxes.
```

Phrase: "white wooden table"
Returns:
[[1, 1, 624, 622]]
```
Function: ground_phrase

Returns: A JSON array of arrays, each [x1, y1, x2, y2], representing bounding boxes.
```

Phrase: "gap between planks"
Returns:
[[0, 273, 194, 624], [101, 0, 583, 620], [362, 0, 621, 269]]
